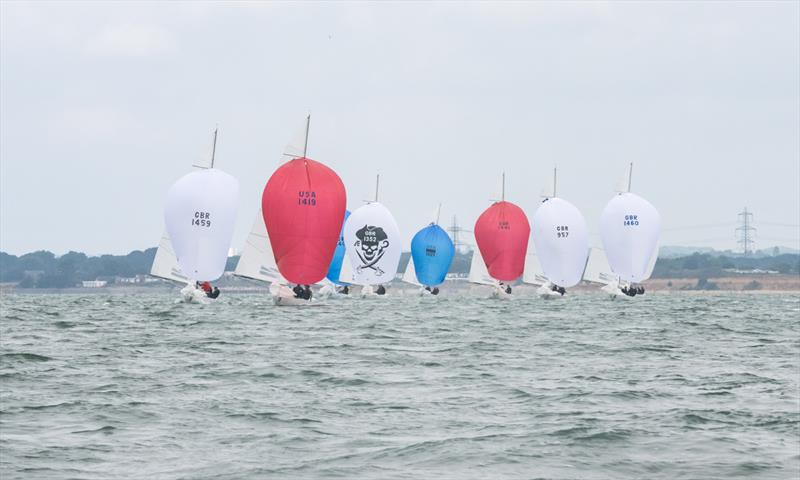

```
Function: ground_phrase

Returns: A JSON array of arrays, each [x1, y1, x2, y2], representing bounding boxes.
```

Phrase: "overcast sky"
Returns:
[[1, 1, 798, 256]]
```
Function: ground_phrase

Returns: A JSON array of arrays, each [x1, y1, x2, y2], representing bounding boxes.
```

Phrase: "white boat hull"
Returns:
[[537, 284, 565, 300], [180, 284, 211, 304], [270, 283, 316, 307]]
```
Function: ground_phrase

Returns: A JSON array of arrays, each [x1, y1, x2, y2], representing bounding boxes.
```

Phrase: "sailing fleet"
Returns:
[[150, 118, 662, 305]]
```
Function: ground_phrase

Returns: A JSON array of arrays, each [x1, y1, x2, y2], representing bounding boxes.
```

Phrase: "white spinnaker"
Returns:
[[234, 210, 286, 284], [522, 249, 547, 286], [149, 231, 189, 283], [531, 198, 589, 288], [468, 247, 496, 286], [582, 247, 617, 285], [164, 169, 239, 281], [599, 192, 661, 283], [401, 256, 422, 286], [343, 202, 402, 285]]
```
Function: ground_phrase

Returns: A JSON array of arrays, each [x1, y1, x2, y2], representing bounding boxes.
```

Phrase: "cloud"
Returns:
[[85, 23, 177, 57]]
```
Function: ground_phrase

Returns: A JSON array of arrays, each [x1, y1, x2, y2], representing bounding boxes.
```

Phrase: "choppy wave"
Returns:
[[0, 291, 798, 479]]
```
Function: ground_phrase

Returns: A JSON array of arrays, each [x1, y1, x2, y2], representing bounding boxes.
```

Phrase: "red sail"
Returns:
[[262, 158, 346, 285], [474, 201, 530, 281]]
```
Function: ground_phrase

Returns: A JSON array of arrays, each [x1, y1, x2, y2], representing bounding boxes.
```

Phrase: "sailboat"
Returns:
[[257, 115, 347, 306], [343, 175, 402, 297], [150, 130, 220, 287], [161, 128, 239, 303], [401, 205, 455, 296], [526, 168, 589, 299], [469, 173, 530, 299], [598, 163, 661, 299]]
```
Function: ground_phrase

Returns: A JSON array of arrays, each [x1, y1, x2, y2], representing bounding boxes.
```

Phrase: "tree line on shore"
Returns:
[[0, 249, 797, 289]]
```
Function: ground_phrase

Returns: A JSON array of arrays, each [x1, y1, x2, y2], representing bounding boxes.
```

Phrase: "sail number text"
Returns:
[[192, 211, 211, 228], [624, 215, 640, 226], [556, 225, 569, 238], [497, 221, 510, 230], [298, 191, 317, 206]]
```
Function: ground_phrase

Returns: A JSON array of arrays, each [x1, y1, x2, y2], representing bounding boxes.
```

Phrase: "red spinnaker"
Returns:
[[474, 201, 530, 281], [262, 158, 346, 285]]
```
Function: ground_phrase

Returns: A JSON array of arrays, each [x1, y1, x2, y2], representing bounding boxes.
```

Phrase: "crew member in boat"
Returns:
[[292, 285, 312, 300], [376, 285, 386, 295], [208, 287, 220, 299]]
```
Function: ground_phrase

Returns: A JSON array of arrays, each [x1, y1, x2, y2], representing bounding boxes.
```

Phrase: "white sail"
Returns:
[[645, 243, 659, 279], [531, 197, 589, 288], [582, 247, 617, 285], [401, 256, 422, 286], [344, 202, 402, 285], [522, 249, 547, 286], [599, 192, 661, 283], [281, 116, 310, 162], [149, 231, 189, 283], [338, 247, 355, 284], [164, 169, 239, 281], [233, 210, 286, 284], [468, 247, 496, 286]]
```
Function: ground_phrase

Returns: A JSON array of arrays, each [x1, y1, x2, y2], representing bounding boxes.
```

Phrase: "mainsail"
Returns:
[[522, 247, 547, 286], [233, 210, 286, 284], [467, 247, 496, 286], [582, 247, 617, 285], [149, 231, 190, 283], [401, 255, 422, 287]]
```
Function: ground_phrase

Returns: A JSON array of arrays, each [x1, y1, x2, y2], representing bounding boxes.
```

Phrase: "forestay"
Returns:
[[531, 198, 589, 287], [344, 202, 402, 285], [599, 192, 661, 283], [164, 169, 239, 282]]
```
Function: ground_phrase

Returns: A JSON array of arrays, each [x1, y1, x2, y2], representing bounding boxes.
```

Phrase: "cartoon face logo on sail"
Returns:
[[354, 225, 389, 275]]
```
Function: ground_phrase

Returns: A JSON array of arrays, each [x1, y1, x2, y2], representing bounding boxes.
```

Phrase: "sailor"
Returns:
[[303, 285, 312, 300], [376, 285, 386, 295], [293, 285, 304, 298], [431, 287, 440, 295], [208, 287, 220, 299], [505, 285, 512, 294], [558, 286, 566, 296], [424, 286, 432, 293]]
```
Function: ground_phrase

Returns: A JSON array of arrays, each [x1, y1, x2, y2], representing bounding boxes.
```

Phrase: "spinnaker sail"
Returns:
[[326, 210, 351, 285], [262, 157, 346, 285], [409, 223, 454, 287], [473, 201, 530, 282], [344, 202, 402, 285], [531, 197, 589, 288], [599, 192, 661, 283], [164, 168, 239, 281]]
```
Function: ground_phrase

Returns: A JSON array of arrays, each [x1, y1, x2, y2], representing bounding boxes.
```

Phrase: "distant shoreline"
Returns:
[[2, 274, 798, 295]]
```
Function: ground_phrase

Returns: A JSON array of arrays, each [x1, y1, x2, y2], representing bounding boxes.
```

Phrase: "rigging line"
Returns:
[[662, 222, 737, 231]]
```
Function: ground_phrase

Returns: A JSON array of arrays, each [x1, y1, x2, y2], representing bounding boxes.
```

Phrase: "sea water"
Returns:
[[1, 291, 798, 479]]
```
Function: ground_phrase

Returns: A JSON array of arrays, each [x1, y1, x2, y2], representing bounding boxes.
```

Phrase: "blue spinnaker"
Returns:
[[410, 223, 455, 286], [326, 210, 351, 285]]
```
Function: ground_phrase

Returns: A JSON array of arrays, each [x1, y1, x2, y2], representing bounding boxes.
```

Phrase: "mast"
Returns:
[[374, 174, 380, 202], [553, 167, 557, 198], [302, 114, 310, 157], [210, 126, 218, 168], [501, 172, 505, 202], [627, 162, 633, 193], [436, 203, 442, 225]]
